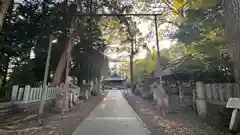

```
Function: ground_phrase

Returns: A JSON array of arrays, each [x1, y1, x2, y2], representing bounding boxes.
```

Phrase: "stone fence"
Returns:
[[196, 82, 236, 126], [204, 83, 238, 105], [11, 85, 60, 106]]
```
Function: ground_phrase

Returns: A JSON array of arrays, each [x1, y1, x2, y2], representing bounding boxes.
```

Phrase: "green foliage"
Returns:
[[170, 0, 225, 60], [133, 50, 170, 82], [0, 0, 109, 94]]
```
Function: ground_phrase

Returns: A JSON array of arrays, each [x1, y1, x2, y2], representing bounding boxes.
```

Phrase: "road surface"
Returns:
[[72, 90, 151, 135]]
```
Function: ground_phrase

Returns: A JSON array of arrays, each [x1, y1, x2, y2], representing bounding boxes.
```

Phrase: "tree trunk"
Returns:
[[1, 56, 9, 88], [224, 0, 240, 95], [0, 0, 11, 31], [1, 0, 13, 88], [51, 20, 85, 86], [51, 37, 71, 86]]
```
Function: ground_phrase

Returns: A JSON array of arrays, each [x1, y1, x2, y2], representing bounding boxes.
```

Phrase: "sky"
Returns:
[[108, 20, 176, 69]]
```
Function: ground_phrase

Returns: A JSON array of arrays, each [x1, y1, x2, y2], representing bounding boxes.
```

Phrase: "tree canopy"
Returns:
[[0, 0, 115, 97]]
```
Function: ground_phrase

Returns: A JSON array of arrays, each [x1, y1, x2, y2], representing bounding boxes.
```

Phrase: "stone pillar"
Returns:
[[233, 83, 239, 97], [192, 89, 197, 111], [196, 82, 207, 118], [29, 88, 34, 101], [152, 83, 157, 101], [178, 81, 184, 103], [36, 88, 41, 99], [85, 91, 90, 100], [32, 88, 37, 101], [11, 85, 19, 101], [90, 80, 94, 93], [69, 92, 73, 108], [17, 88, 24, 101], [205, 84, 212, 100], [226, 98, 240, 132], [218, 83, 225, 101], [95, 78, 100, 95], [23, 85, 31, 103], [212, 83, 219, 100], [225, 83, 232, 101]]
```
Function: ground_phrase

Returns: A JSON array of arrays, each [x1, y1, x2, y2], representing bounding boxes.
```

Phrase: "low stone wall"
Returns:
[[141, 88, 153, 99], [196, 82, 237, 128], [0, 102, 12, 109], [6, 79, 101, 113], [206, 102, 233, 127], [15, 98, 55, 113], [168, 95, 193, 112]]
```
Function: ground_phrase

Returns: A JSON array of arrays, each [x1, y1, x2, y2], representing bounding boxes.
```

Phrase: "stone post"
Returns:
[[178, 81, 183, 103], [196, 82, 207, 118], [218, 83, 225, 101], [192, 89, 197, 111], [17, 88, 24, 101], [11, 85, 19, 101], [152, 83, 157, 101], [29, 88, 34, 101], [37, 88, 41, 99], [95, 78, 100, 95], [205, 84, 212, 100], [32, 88, 37, 101], [69, 92, 73, 109], [225, 83, 232, 101], [90, 80, 94, 93], [23, 85, 31, 103], [233, 83, 239, 97], [212, 83, 219, 100]]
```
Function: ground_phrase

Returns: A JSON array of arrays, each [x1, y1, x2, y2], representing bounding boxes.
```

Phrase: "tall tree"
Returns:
[[224, 0, 240, 91], [0, 0, 11, 31]]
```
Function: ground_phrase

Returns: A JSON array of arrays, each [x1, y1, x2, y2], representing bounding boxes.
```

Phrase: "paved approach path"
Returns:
[[72, 90, 151, 135]]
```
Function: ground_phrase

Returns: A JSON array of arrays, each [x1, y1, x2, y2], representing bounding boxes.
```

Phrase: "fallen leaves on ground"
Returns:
[[155, 118, 208, 135]]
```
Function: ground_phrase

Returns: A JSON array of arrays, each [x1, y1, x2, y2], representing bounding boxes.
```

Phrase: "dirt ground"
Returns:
[[0, 92, 108, 135], [125, 93, 233, 135]]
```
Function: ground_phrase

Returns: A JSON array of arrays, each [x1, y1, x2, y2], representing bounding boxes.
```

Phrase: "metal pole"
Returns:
[[76, 13, 163, 17], [154, 15, 165, 117], [154, 15, 161, 83], [130, 39, 134, 92], [38, 34, 53, 121], [154, 15, 160, 59]]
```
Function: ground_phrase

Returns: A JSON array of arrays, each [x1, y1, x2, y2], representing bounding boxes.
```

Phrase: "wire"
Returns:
[[76, 13, 163, 16]]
